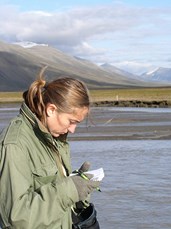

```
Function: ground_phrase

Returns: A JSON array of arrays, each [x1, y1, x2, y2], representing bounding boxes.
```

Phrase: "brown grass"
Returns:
[[0, 87, 171, 103], [90, 87, 171, 102], [0, 92, 23, 103]]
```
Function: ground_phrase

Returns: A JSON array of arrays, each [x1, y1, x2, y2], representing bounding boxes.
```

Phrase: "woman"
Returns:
[[0, 68, 100, 228]]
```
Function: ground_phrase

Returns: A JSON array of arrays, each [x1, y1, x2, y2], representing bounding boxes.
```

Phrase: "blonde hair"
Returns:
[[23, 67, 90, 124]]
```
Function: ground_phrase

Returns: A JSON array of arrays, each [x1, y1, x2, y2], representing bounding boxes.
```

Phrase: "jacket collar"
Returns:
[[20, 102, 68, 144], [20, 102, 49, 133]]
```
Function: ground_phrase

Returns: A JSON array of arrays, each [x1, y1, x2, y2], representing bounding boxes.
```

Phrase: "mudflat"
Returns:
[[69, 107, 171, 141], [0, 102, 171, 141]]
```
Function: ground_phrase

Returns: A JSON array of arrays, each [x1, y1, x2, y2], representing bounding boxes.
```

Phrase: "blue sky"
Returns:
[[0, 0, 171, 74]]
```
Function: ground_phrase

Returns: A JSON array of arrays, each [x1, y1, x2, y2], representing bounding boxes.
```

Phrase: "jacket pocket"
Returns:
[[32, 163, 58, 190]]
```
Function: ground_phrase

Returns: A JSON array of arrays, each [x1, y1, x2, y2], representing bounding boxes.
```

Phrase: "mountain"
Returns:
[[141, 67, 171, 82], [0, 40, 169, 91], [100, 63, 142, 81]]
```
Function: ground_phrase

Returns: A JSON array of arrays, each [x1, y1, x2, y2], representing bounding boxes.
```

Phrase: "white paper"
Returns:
[[85, 168, 105, 181], [70, 168, 105, 181]]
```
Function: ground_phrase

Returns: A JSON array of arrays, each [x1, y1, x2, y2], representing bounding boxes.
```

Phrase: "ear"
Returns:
[[46, 103, 57, 117]]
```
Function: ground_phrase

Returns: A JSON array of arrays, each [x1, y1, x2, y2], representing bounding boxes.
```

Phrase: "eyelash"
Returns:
[[70, 120, 77, 125]]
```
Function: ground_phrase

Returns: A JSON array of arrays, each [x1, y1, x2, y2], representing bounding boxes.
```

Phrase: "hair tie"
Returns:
[[44, 83, 48, 90]]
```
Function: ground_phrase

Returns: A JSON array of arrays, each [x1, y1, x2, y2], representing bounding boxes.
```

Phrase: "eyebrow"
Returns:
[[70, 119, 80, 124]]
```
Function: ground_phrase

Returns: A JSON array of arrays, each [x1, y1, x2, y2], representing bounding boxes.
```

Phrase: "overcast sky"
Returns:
[[0, 0, 171, 74]]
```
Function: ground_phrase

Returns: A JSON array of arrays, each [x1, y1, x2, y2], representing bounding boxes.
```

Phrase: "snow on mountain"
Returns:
[[146, 67, 160, 75], [141, 67, 171, 82], [100, 63, 171, 84], [13, 41, 48, 48]]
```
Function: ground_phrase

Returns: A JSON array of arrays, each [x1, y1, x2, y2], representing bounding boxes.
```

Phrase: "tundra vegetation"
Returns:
[[90, 87, 171, 108], [0, 87, 171, 107]]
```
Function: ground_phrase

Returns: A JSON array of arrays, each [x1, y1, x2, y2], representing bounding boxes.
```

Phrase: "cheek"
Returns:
[[46, 117, 56, 130], [56, 116, 68, 128], [47, 115, 69, 132], [57, 113, 75, 129]]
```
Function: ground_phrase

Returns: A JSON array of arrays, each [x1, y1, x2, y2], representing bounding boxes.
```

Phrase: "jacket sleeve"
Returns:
[[0, 143, 79, 228]]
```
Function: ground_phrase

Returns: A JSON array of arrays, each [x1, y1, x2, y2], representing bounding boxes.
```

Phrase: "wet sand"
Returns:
[[0, 104, 171, 141], [68, 107, 171, 141]]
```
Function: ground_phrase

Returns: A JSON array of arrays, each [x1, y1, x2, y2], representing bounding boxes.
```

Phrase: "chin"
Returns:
[[52, 133, 60, 137]]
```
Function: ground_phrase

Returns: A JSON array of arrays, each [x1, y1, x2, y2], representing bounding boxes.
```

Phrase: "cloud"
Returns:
[[0, 2, 171, 70], [113, 61, 157, 75]]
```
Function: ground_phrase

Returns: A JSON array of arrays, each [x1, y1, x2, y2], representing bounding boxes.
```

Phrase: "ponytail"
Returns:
[[23, 67, 47, 124]]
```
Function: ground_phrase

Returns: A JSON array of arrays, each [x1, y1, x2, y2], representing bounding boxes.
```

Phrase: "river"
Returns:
[[71, 140, 171, 229], [0, 103, 171, 229]]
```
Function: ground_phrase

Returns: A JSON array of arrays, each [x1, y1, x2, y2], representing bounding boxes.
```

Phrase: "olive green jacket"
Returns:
[[0, 102, 79, 229]]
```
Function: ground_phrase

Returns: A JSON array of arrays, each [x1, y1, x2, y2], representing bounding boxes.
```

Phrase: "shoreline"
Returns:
[[0, 103, 171, 141], [92, 100, 171, 108], [68, 134, 171, 141]]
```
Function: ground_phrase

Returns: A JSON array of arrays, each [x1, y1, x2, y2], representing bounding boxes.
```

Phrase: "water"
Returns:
[[0, 104, 171, 228], [0, 103, 21, 131], [70, 140, 171, 229]]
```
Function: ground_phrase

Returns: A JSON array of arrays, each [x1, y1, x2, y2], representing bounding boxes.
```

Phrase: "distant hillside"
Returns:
[[100, 63, 142, 81], [141, 67, 171, 82], [0, 41, 169, 91]]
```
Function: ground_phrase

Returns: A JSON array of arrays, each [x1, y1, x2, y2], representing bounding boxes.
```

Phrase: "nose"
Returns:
[[68, 124, 77, 133]]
